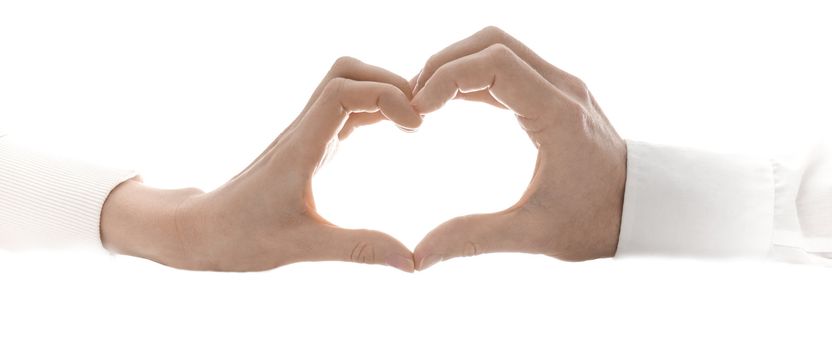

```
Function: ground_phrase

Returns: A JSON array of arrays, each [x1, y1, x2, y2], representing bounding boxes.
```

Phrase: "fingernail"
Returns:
[[418, 254, 442, 271], [396, 125, 417, 133], [412, 70, 423, 95], [386, 254, 415, 273]]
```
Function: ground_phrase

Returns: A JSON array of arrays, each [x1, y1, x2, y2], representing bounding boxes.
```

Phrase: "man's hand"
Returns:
[[100, 57, 421, 272], [411, 26, 627, 270]]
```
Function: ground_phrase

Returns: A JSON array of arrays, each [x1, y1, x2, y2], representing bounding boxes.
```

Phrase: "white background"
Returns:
[[1, 0, 831, 348]]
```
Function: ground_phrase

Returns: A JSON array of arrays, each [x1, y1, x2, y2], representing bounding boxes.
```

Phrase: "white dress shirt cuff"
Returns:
[[0, 138, 137, 250], [615, 140, 775, 259]]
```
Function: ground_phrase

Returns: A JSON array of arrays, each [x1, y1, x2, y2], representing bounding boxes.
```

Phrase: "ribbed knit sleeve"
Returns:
[[0, 136, 137, 250]]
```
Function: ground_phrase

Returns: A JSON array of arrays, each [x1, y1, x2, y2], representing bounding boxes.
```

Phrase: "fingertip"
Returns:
[[392, 100, 423, 131], [396, 124, 418, 133], [385, 253, 415, 273], [410, 82, 448, 117], [413, 245, 439, 271], [378, 87, 423, 131], [417, 254, 442, 271], [412, 236, 443, 271], [365, 230, 415, 272], [413, 248, 427, 271], [337, 128, 351, 140], [338, 121, 355, 140], [410, 91, 429, 116], [400, 108, 424, 131], [313, 226, 414, 270]]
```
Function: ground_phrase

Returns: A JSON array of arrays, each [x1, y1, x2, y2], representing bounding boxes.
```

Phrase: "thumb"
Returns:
[[414, 212, 522, 271], [302, 224, 415, 273]]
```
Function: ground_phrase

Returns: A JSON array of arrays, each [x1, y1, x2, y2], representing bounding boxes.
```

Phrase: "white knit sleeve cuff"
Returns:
[[615, 140, 775, 259], [0, 138, 137, 250]]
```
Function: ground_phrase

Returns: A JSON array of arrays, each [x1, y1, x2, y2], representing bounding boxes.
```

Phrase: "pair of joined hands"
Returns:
[[100, 27, 628, 273]]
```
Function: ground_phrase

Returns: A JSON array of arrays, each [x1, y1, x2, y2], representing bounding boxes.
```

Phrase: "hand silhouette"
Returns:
[[101, 57, 420, 272], [410, 27, 627, 270]]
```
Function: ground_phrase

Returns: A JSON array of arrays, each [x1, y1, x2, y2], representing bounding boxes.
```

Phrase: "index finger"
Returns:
[[411, 44, 564, 120], [291, 78, 421, 169], [414, 26, 575, 94], [300, 56, 413, 117]]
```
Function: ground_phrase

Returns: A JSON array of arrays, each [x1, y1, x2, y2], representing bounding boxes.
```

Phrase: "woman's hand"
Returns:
[[411, 27, 627, 270], [101, 57, 421, 272]]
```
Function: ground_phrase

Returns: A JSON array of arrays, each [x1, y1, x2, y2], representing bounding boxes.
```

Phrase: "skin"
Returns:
[[101, 26, 627, 273], [410, 27, 627, 270], [100, 57, 421, 272]]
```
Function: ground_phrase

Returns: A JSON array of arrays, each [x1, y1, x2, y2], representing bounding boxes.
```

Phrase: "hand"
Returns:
[[101, 57, 421, 272], [411, 27, 627, 270]]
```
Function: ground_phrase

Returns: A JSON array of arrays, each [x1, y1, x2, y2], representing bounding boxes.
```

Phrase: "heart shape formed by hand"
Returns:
[[322, 26, 628, 271], [134, 26, 628, 273], [313, 84, 537, 261]]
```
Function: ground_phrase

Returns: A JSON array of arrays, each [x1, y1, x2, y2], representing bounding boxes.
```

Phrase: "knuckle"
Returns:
[[349, 241, 376, 264], [565, 100, 589, 121], [330, 56, 359, 74], [480, 25, 508, 40], [449, 214, 475, 228], [383, 83, 406, 99], [486, 43, 517, 67], [321, 77, 348, 98], [462, 241, 481, 257], [393, 75, 411, 93], [565, 75, 589, 96], [422, 55, 440, 78], [488, 42, 512, 55], [431, 63, 451, 80]]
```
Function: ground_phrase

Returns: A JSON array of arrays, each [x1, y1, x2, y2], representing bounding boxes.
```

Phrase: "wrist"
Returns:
[[563, 140, 626, 261], [596, 140, 627, 259], [100, 179, 204, 267]]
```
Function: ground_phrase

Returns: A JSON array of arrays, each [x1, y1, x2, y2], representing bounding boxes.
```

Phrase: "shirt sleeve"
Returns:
[[615, 140, 776, 259], [767, 142, 832, 265], [616, 140, 832, 266], [0, 135, 137, 250]]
